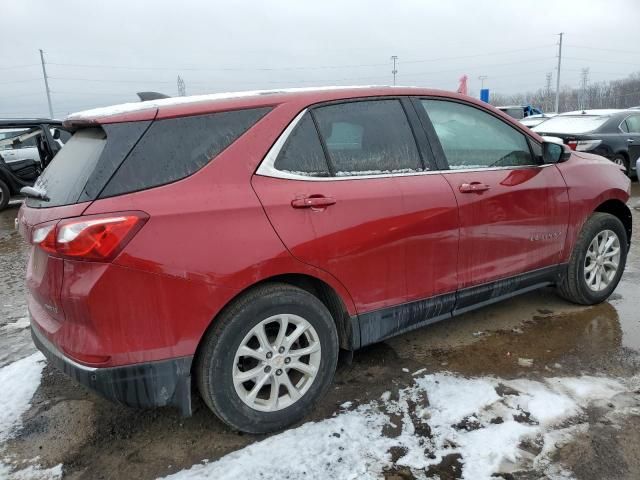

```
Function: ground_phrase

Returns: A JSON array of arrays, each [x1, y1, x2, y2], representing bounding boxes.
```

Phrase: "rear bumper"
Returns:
[[31, 322, 193, 415]]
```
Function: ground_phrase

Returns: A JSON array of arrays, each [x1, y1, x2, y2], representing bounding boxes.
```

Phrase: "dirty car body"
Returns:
[[18, 87, 632, 430]]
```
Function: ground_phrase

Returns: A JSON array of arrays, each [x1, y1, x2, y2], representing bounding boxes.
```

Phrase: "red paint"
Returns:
[[19, 88, 630, 368], [441, 166, 571, 288]]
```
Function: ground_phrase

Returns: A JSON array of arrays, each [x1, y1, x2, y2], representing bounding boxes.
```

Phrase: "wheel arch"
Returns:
[[594, 199, 632, 249], [194, 273, 360, 372]]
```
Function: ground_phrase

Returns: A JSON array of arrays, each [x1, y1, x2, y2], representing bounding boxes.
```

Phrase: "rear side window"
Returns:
[[101, 107, 270, 198], [313, 100, 422, 176], [625, 115, 640, 133], [422, 100, 535, 169], [274, 113, 330, 177]]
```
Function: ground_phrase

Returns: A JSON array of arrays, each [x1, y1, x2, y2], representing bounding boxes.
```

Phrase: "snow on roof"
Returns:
[[66, 85, 385, 121], [559, 109, 625, 116]]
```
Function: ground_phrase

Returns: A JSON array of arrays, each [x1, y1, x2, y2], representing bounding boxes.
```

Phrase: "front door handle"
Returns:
[[628, 139, 635, 143], [459, 182, 491, 193], [291, 195, 336, 209]]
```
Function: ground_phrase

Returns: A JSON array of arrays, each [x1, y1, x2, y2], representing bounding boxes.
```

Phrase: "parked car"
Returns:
[[19, 87, 631, 433], [520, 113, 557, 129], [0, 119, 68, 211], [497, 105, 543, 119], [533, 109, 640, 178]]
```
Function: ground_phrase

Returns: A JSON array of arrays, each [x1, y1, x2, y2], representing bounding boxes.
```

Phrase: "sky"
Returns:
[[2, 0, 639, 118]]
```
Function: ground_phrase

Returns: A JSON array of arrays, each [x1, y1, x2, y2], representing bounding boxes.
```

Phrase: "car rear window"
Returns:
[[533, 115, 609, 134], [26, 107, 270, 208], [27, 128, 110, 208]]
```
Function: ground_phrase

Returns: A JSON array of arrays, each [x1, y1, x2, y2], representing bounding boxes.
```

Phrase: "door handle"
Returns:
[[291, 195, 336, 209], [459, 182, 491, 193], [627, 139, 635, 143]]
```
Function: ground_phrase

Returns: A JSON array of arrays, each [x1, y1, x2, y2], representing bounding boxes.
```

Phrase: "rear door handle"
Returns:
[[628, 139, 635, 143], [291, 195, 336, 209], [459, 182, 491, 193]]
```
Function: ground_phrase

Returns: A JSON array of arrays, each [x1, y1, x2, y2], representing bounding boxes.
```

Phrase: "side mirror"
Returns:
[[542, 140, 569, 164]]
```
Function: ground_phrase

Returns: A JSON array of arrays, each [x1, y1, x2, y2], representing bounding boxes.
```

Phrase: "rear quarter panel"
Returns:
[[556, 152, 631, 262], [78, 103, 357, 362]]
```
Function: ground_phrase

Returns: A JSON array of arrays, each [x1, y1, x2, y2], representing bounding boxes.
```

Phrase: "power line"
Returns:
[[565, 44, 640, 56], [42, 45, 555, 74], [0, 64, 40, 71], [563, 56, 640, 67]]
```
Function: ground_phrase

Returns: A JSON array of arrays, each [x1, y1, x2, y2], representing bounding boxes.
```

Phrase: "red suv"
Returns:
[[18, 87, 631, 433]]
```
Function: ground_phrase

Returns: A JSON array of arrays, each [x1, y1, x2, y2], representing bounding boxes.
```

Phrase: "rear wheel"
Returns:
[[611, 154, 629, 175], [196, 283, 339, 433], [557, 212, 627, 305], [0, 179, 10, 211]]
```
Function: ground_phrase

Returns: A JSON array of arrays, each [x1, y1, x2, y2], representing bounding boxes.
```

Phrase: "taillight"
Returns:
[[566, 140, 578, 151], [31, 212, 148, 262]]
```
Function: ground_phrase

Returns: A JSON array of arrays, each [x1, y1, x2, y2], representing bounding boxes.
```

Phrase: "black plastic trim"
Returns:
[[356, 264, 565, 348], [31, 323, 193, 416], [358, 292, 456, 347]]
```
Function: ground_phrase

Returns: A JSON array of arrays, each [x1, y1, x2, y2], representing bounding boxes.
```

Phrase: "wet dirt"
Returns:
[[1, 185, 640, 479]]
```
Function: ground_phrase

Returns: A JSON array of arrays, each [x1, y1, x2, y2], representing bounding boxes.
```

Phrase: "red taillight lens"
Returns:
[[566, 140, 578, 151], [32, 224, 57, 254], [31, 212, 148, 262]]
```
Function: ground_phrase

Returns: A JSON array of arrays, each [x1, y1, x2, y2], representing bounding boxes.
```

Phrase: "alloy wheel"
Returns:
[[232, 314, 321, 412], [584, 229, 621, 292]]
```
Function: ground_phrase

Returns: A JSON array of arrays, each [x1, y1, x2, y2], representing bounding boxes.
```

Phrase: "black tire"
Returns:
[[611, 154, 630, 176], [0, 179, 10, 212], [557, 212, 628, 305], [196, 283, 339, 433]]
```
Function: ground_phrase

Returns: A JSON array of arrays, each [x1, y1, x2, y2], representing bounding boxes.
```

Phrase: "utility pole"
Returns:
[[554, 33, 563, 113], [478, 75, 488, 90], [545, 72, 553, 111], [391, 55, 398, 86], [177, 75, 186, 96], [39, 49, 53, 118], [580, 68, 590, 110]]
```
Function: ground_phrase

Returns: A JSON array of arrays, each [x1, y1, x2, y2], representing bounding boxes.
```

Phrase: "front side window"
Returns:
[[422, 100, 535, 170], [313, 100, 422, 176]]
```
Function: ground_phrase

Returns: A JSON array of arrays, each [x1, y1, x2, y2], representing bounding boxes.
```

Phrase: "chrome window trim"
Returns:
[[256, 108, 551, 182]]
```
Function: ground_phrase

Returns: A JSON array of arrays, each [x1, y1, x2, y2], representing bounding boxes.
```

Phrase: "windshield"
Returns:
[[533, 115, 609, 134]]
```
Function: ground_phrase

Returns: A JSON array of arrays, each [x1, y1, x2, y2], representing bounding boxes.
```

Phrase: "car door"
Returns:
[[252, 99, 459, 336], [415, 98, 570, 305], [622, 114, 640, 175]]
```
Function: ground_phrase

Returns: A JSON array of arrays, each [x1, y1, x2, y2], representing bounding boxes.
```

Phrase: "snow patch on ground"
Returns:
[[161, 373, 632, 480], [0, 352, 61, 479]]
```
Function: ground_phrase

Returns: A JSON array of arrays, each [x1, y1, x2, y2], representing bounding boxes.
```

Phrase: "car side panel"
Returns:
[[556, 152, 631, 261], [30, 103, 358, 366]]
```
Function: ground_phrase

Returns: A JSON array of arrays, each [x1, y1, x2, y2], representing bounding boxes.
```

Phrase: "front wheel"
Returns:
[[0, 179, 10, 211], [196, 283, 339, 433], [557, 212, 628, 305]]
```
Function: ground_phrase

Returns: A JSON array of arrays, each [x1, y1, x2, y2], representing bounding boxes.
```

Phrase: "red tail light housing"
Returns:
[[31, 212, 148, 262], [566, 140, 578, 151]]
